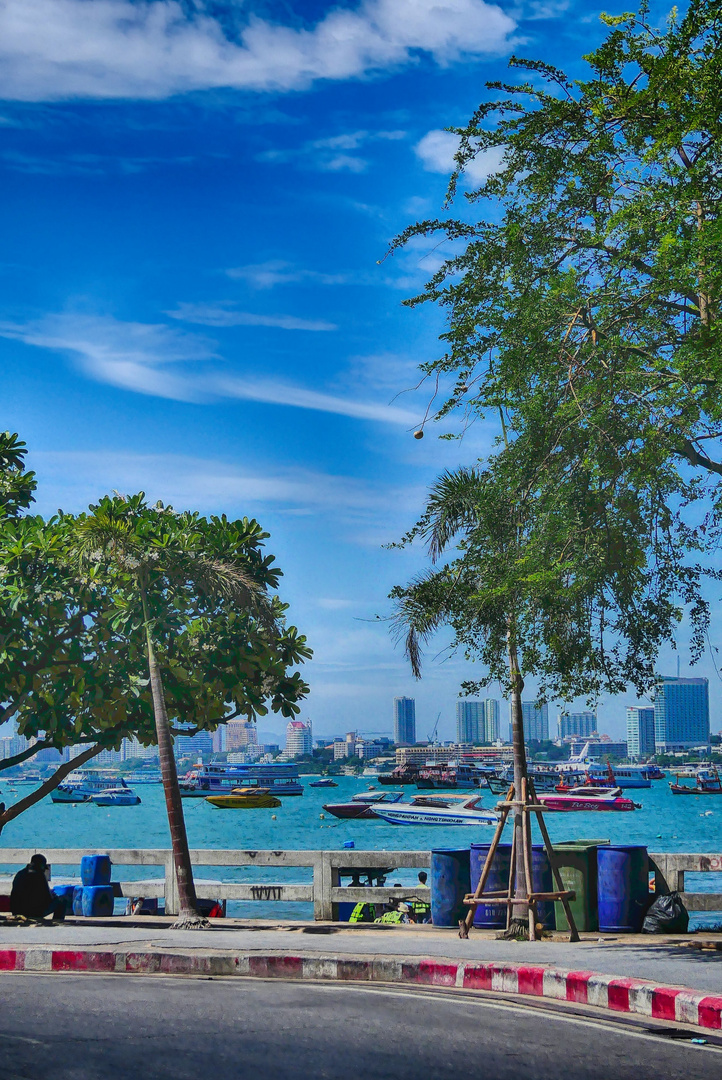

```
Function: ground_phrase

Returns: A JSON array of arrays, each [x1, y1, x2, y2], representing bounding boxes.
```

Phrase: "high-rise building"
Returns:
[[119, 738, 158, 762], [174, 729, 214, 759], [558, 711, 597, 741], [283, 719, 313, 758], [225, 720, 258, 751], [456, 701, 483, 743], [393, 697, 416, 745], [653, 677, 710, 752], [484, 699, 500, 743], [626, 707, 655, 759], [212, 727, 226, 753], [509, 702, 549, 743]]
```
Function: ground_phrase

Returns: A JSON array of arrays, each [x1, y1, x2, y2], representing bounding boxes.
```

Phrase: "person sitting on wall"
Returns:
[[10, 854, 65, 922], [410, 871, 431, 924]]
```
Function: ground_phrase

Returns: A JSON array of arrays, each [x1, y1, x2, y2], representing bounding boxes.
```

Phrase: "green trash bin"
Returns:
[[552, 840, 610, 933]]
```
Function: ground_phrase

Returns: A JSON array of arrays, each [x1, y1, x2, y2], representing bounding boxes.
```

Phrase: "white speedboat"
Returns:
[[52, 772, 131, 803], [90, 787, 141, 806], [371, 793, 498, 826]]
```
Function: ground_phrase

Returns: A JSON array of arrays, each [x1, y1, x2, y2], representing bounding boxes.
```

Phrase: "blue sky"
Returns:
[[1, 0, 711, 743]]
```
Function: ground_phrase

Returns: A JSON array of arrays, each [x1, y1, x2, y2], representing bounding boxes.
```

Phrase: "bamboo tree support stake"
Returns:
[[459, 780, 581, 943], [527, 776, 580, 943], [458, 784, 513, 939]]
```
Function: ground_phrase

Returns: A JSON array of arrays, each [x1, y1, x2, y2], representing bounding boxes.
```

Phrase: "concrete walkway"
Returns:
[[2, 916, 721, 995]]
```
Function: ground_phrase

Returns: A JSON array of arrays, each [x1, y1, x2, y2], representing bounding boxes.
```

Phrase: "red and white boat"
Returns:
[[538, 785, 639, 812]]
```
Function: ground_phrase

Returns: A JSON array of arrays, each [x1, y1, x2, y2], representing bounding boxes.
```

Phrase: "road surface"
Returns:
[[1, 974, 720, 1079]]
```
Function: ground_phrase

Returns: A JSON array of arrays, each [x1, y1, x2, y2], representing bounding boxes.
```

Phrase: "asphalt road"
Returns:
[[1, 975, 720, 1080]]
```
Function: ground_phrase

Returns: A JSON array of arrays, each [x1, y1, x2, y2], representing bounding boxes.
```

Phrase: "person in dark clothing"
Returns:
[[10, 854, 65, 921]]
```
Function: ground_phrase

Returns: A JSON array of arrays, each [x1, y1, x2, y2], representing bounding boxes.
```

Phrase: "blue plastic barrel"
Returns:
[[531, 846, 555, 931], [597, 845, 649, 932], [430, 848, 471, 927], [470, 843, 511, 928], [52, 885, 76, 916], [72, 886, 84, 916], [80, 854, 112, 886], [471, 843, 556, 930], [81, 885, 115, 918]]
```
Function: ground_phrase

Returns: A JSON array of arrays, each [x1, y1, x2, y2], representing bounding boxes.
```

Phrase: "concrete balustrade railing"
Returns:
[[1, 848, 721, 918]]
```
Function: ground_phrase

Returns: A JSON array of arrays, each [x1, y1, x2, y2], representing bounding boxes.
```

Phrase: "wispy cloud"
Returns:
[[166, 301, 336, 332], [0, 149, 195, 176], [257, 128, 406, 174], [0, 0, 517, 102], [415, 128, 506, 185], [0, 311, 419, 425], [226, 261, 351, 290], [30, 449, 380, 517]]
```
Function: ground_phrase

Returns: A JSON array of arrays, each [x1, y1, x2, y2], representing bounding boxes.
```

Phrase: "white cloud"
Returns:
[[257, 128, 407, 174], [0, 311, 419, 425], [226, 261, 351, 290], [415, 128, 506, 184], [0, 312, 215, 401], [0, 0, 517, 102], [165, 301, 336, 331], [30, 449, 379, 516]]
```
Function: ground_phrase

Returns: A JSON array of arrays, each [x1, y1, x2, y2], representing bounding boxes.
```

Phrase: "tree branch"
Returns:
[[0, 743, 104, 834]]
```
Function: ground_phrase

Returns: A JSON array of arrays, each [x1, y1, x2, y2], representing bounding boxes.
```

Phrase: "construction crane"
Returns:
[[427, 712, 441, 745]]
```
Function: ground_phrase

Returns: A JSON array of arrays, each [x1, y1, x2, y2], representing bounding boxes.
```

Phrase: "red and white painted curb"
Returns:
[[3, 948, 722, 1030]]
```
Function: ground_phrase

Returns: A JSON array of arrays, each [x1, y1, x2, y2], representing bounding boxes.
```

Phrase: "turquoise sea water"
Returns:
[[1, 775, 721, 923]]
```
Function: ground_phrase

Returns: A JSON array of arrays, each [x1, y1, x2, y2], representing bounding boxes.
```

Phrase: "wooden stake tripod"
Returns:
[[459, 775, 580, 942]]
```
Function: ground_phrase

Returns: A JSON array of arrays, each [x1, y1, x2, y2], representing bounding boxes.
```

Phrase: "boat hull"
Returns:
[[206, 794, 281, 808], [539, 796, 636, 812], [372, 808, 498, 826], [91, 794, 141, 806], [51, 789, 91, 803]]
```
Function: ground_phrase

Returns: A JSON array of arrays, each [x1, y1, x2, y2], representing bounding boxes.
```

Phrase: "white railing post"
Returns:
[[164, 853, 179, 916]]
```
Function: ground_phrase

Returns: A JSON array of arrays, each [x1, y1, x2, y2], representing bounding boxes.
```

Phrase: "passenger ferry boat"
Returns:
[[586, 763, 653, 789], [51, 772, 130, 803], [179, 762, 304, 797]]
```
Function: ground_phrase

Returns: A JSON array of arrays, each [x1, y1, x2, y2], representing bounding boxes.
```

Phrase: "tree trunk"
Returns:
[[507, 633, 529, 927], [0, 742, 104, 836], [141, 590, 205, 928]]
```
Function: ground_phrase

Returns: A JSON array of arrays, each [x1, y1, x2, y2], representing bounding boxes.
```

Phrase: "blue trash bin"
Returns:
[[72, 886, 84, 916], [430, 848, 471, 927], [471, 843, 556, 930], [470, 843, 511, 928], [597, 845, 649, 932], [80, 855, 112, 886]]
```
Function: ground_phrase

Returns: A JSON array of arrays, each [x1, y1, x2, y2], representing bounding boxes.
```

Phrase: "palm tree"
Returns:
[[74, 493, 278, 928], [392, 466, 534, 933]]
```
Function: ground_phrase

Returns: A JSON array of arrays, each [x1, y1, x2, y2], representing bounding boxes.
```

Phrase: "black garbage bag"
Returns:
[[642, 892, 689, 934]]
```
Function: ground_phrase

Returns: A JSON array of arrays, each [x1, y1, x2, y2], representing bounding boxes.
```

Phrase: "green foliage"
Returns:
[[71, 492, 312, 728], [0, 449, 310, 767], [390, 3, 722, 699]]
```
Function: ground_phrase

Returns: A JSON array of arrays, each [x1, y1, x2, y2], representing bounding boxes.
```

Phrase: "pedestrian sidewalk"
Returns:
[[2, 916, 722, 1029]]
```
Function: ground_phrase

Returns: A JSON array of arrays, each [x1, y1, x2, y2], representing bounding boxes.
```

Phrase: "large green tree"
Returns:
[[391, 1, 722, 657], [73, 493, 310, 927], [389, 2, 722, 933]]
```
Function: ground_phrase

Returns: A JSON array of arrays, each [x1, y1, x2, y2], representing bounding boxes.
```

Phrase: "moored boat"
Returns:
[[52, 772, 131, 803], [309, 778, 338, 788], [377, 764, 421, 786], [323, 790, 405, 819], [90, 787, 141, 806], [180, 762, 303, 797], [205, 786, 282, 808], [538, 786, 638, 812], [371, 793, 499, 826], [670, 766, 722, 795]]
